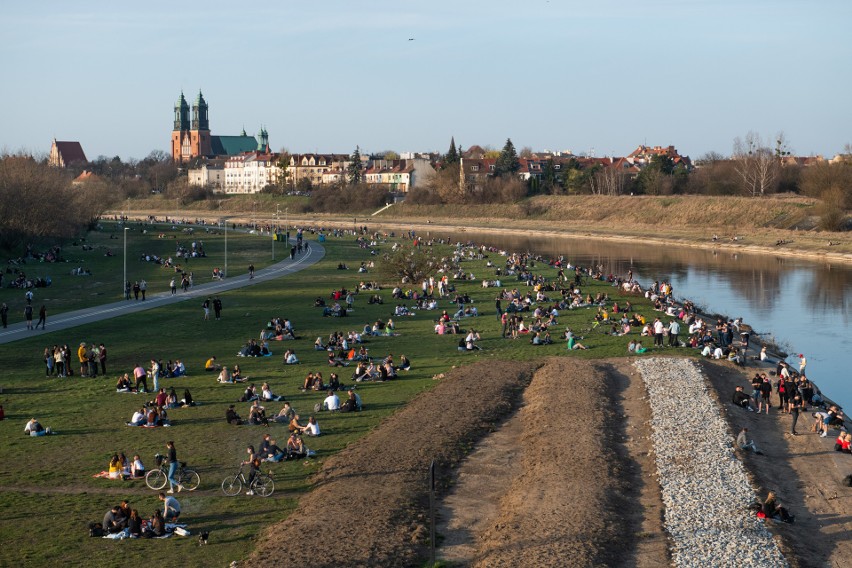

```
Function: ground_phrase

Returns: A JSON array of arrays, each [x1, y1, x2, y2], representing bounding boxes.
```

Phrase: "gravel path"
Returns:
[[634, 357, 787, 568]]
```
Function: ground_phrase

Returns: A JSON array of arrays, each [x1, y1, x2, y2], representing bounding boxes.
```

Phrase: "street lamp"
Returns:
[[223, 217, 228, 278], [273, 204, 280, 260], [123, 225, 130, 299]]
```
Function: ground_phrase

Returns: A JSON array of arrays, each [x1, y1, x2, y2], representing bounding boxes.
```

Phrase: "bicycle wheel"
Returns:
[[221, 475, 242, 496], [253, 474, 274, 497], [179, 469, 201, 491], [145, 469, 167, 490]]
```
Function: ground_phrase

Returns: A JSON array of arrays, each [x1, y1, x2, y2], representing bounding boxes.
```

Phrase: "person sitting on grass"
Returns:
[[261, 382, 283, 402], [180, 388, 195, 407], [303, 415, 321, 436], [275, 402, 296, 423], [116, 374, 132, 392], [103, 505, 126, 534], [566, 330, 588, 351], [128, 407, 147, 426], [205, 356, 220, 372], [149, 510, 166, 537], [284, 349, 300, 365], [732, 386, 755, 412], [240, 384, 258, 402], [286, 431, 307, 459], [262, 438, 286, 462], [323, 390, 340, 411], [248, 400, 269, 426], [108, 454, 122, 480], [226, 404, 243, 425], [399, 354, 411, 371], [288, 414, 305, 433], [634, 341, 649, 354], [131, 454, 145, 478], [24, 418, 52, 436]]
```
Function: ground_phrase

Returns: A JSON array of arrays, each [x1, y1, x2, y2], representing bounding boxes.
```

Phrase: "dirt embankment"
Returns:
[[439, 358, 668, 568], [700, 359, 852, 568], [249, 360, 535, 568]]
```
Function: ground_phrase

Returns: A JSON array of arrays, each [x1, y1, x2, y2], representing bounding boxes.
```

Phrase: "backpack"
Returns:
[[88, 523, 104, 537], [844, 474, 852, 488], [313, 402, 322, 413]]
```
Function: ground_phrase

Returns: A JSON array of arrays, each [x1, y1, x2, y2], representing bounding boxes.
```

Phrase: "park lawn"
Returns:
[[0, 220, 281, 321], [0, 231, 674, 567]]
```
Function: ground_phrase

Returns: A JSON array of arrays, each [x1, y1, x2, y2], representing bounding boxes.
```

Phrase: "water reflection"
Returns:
[[439, 231, 852, 409]]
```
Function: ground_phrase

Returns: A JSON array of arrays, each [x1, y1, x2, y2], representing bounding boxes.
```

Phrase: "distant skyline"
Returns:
[[2, 1, 851, 161]]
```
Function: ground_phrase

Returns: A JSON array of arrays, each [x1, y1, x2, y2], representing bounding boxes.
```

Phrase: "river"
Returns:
[[440, 231, 852, 410]]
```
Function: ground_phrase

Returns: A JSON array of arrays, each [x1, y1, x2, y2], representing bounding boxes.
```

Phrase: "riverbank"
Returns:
[[118, 193, 852, 266]]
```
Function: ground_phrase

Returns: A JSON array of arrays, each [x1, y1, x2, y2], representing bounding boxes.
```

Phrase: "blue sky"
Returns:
[[2, 1, 850, 161]]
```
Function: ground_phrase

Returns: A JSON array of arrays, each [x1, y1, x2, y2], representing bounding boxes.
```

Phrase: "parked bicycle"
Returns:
[[145, 453, 200, 491], [221, 464, 274, 497]]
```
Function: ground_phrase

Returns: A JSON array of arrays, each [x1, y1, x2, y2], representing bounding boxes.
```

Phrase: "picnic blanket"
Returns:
[[102, 523, 188, 540]]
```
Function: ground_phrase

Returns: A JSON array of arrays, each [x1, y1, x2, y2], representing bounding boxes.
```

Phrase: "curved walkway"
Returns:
[[0, 240, 325, 345]]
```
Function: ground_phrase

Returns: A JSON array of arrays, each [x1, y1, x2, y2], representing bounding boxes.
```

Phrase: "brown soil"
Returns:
[[248, 360, 535, 568], [699, 359, 852, 568], [438, 359, 668, 567], [247, 357, 669, 568]]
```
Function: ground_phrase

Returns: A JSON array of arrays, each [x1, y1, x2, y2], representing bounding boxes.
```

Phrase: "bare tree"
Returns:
[[589, 166, 630, 196], [732, 131, 779, 197]]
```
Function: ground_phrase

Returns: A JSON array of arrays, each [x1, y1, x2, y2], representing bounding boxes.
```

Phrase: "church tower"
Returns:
[[257, 127, 270, 152], [190, 90, 212, 158], [171, 92, 190, 161]]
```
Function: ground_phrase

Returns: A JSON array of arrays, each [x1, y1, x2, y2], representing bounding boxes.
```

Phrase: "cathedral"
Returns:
[[171, 91, 268, 162]]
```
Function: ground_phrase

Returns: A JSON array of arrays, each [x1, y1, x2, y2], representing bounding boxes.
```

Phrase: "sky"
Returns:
[[2, 0, 851, 161]]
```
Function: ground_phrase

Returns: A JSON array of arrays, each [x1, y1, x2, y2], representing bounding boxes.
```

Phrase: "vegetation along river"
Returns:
[[439, 231, 851, 410]]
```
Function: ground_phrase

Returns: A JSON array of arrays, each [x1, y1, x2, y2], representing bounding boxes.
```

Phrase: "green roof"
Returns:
[[210, 135, 258, 156]]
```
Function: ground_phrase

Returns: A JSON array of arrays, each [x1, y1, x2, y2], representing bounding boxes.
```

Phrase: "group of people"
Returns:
[[106, 452, 146, 479], [100, 494, 180, 537], [40, 342, 107, 378]]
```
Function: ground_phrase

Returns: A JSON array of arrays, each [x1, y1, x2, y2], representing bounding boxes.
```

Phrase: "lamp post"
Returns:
[[224, 218, 228, 278], [273, 204, 280, 260], [122, 225, 130, 299]]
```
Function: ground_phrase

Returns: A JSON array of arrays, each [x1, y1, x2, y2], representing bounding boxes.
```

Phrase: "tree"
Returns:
[[382, 151, 399, 161], [379, 243, 440, 284], [348, 146, 362, 185], [636, 154, 675, 195], [424, 163, 464, 204], [442, 137, 459, 169], [733, 132, 781, 197], [589, 166, 630, 196], [275, 153, 291, 192], [540, 158, 558, 194], [495, 138, 520, 177], [519, 146, 534, 159]]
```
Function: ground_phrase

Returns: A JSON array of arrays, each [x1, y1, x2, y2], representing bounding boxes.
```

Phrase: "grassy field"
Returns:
[[0, 221, 282, 322], [0, 228, 671, 567]]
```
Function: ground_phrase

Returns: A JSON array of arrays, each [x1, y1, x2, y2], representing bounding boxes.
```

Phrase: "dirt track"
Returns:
[[249, 360, 534, 568], [248, 358, 669, 568]]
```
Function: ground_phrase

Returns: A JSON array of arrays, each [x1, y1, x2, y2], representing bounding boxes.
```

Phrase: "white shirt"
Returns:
[[653, 321, 664, 334], [324, 393, 340, 410], [304, 422, 320, 436], [131, 411, 145, 423]]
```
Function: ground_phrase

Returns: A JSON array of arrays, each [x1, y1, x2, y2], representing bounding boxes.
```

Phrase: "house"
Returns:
[[364, 158, 435, 192], [49, 139, 87, 167], [187, 159, 226, 190], [222, 151, 279, 194]]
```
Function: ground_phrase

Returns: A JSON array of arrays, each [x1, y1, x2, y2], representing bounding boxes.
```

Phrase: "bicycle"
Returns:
[[145, 453, 201, 491], [221, 464, 274, 497]]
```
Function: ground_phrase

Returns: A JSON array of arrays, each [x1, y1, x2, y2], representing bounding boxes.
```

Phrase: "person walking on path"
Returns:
[[132, 281, 140, 300], [140, 279, 147, 300], [24, 304, 34, 330], [249, 264, 255, 279], [36, 305, 46, 330], [124, 280, 131, 300], [169, 277, 177, 295], [790, 394, 803, 435], [0, 302, 8, 328], [165, 441, 183, 493]]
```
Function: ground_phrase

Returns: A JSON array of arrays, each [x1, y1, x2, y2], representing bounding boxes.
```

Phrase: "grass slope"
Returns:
[[0, 228, 673, 566]]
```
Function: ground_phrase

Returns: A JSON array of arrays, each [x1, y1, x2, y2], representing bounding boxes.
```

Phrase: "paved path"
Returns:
[[0, 240, 325, 345]]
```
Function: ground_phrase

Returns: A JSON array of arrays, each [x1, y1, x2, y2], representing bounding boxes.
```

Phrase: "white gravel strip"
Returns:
[[634, 357, 787, 568]]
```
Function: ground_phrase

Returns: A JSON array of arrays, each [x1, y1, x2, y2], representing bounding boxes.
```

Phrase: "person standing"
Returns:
[[798, 354, 807, 374], [667, 319, 680, 347], [495, 296, 502, 321], [165, 441, 183, 493], [248, 264, 255, 279], [124, 280, 131, 300], [790, 394, 803, 435], [653, 318, 665, 347], [24, 304, 34, 330], [139, 279, 147, 300], [169, 277, 177, 295], [0, 302, 8, 328], [213, 297, 222, 320], [132, 281, 140, 300], [98, 343, 107, 375], [202, 298, 211, 321], [36, 305, 46, 330], [133, 363, 148, 393], [151, 359, 161, 392]]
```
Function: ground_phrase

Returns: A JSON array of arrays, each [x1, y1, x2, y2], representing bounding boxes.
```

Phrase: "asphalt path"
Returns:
[[0, 240, 325, 345]]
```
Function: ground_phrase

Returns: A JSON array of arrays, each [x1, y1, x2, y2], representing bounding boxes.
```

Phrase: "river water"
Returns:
[[441, 231, 851, 410]]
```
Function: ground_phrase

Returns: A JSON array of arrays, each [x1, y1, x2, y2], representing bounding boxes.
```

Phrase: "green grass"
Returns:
[[0, 221, 281, 319], [0, 231, 675, 567]]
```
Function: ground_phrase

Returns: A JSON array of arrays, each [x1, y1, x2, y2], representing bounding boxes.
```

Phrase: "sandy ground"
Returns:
[[700, 359, 852, 568]]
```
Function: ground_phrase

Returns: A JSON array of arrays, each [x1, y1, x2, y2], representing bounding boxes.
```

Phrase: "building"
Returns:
[[48, 139, 87, 167], [171, 91, 263, 162], [288, 154, 350, 188], [363, 158, 435, 192], [187, 159, 226, 190], [223, 151, 279, 194]]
